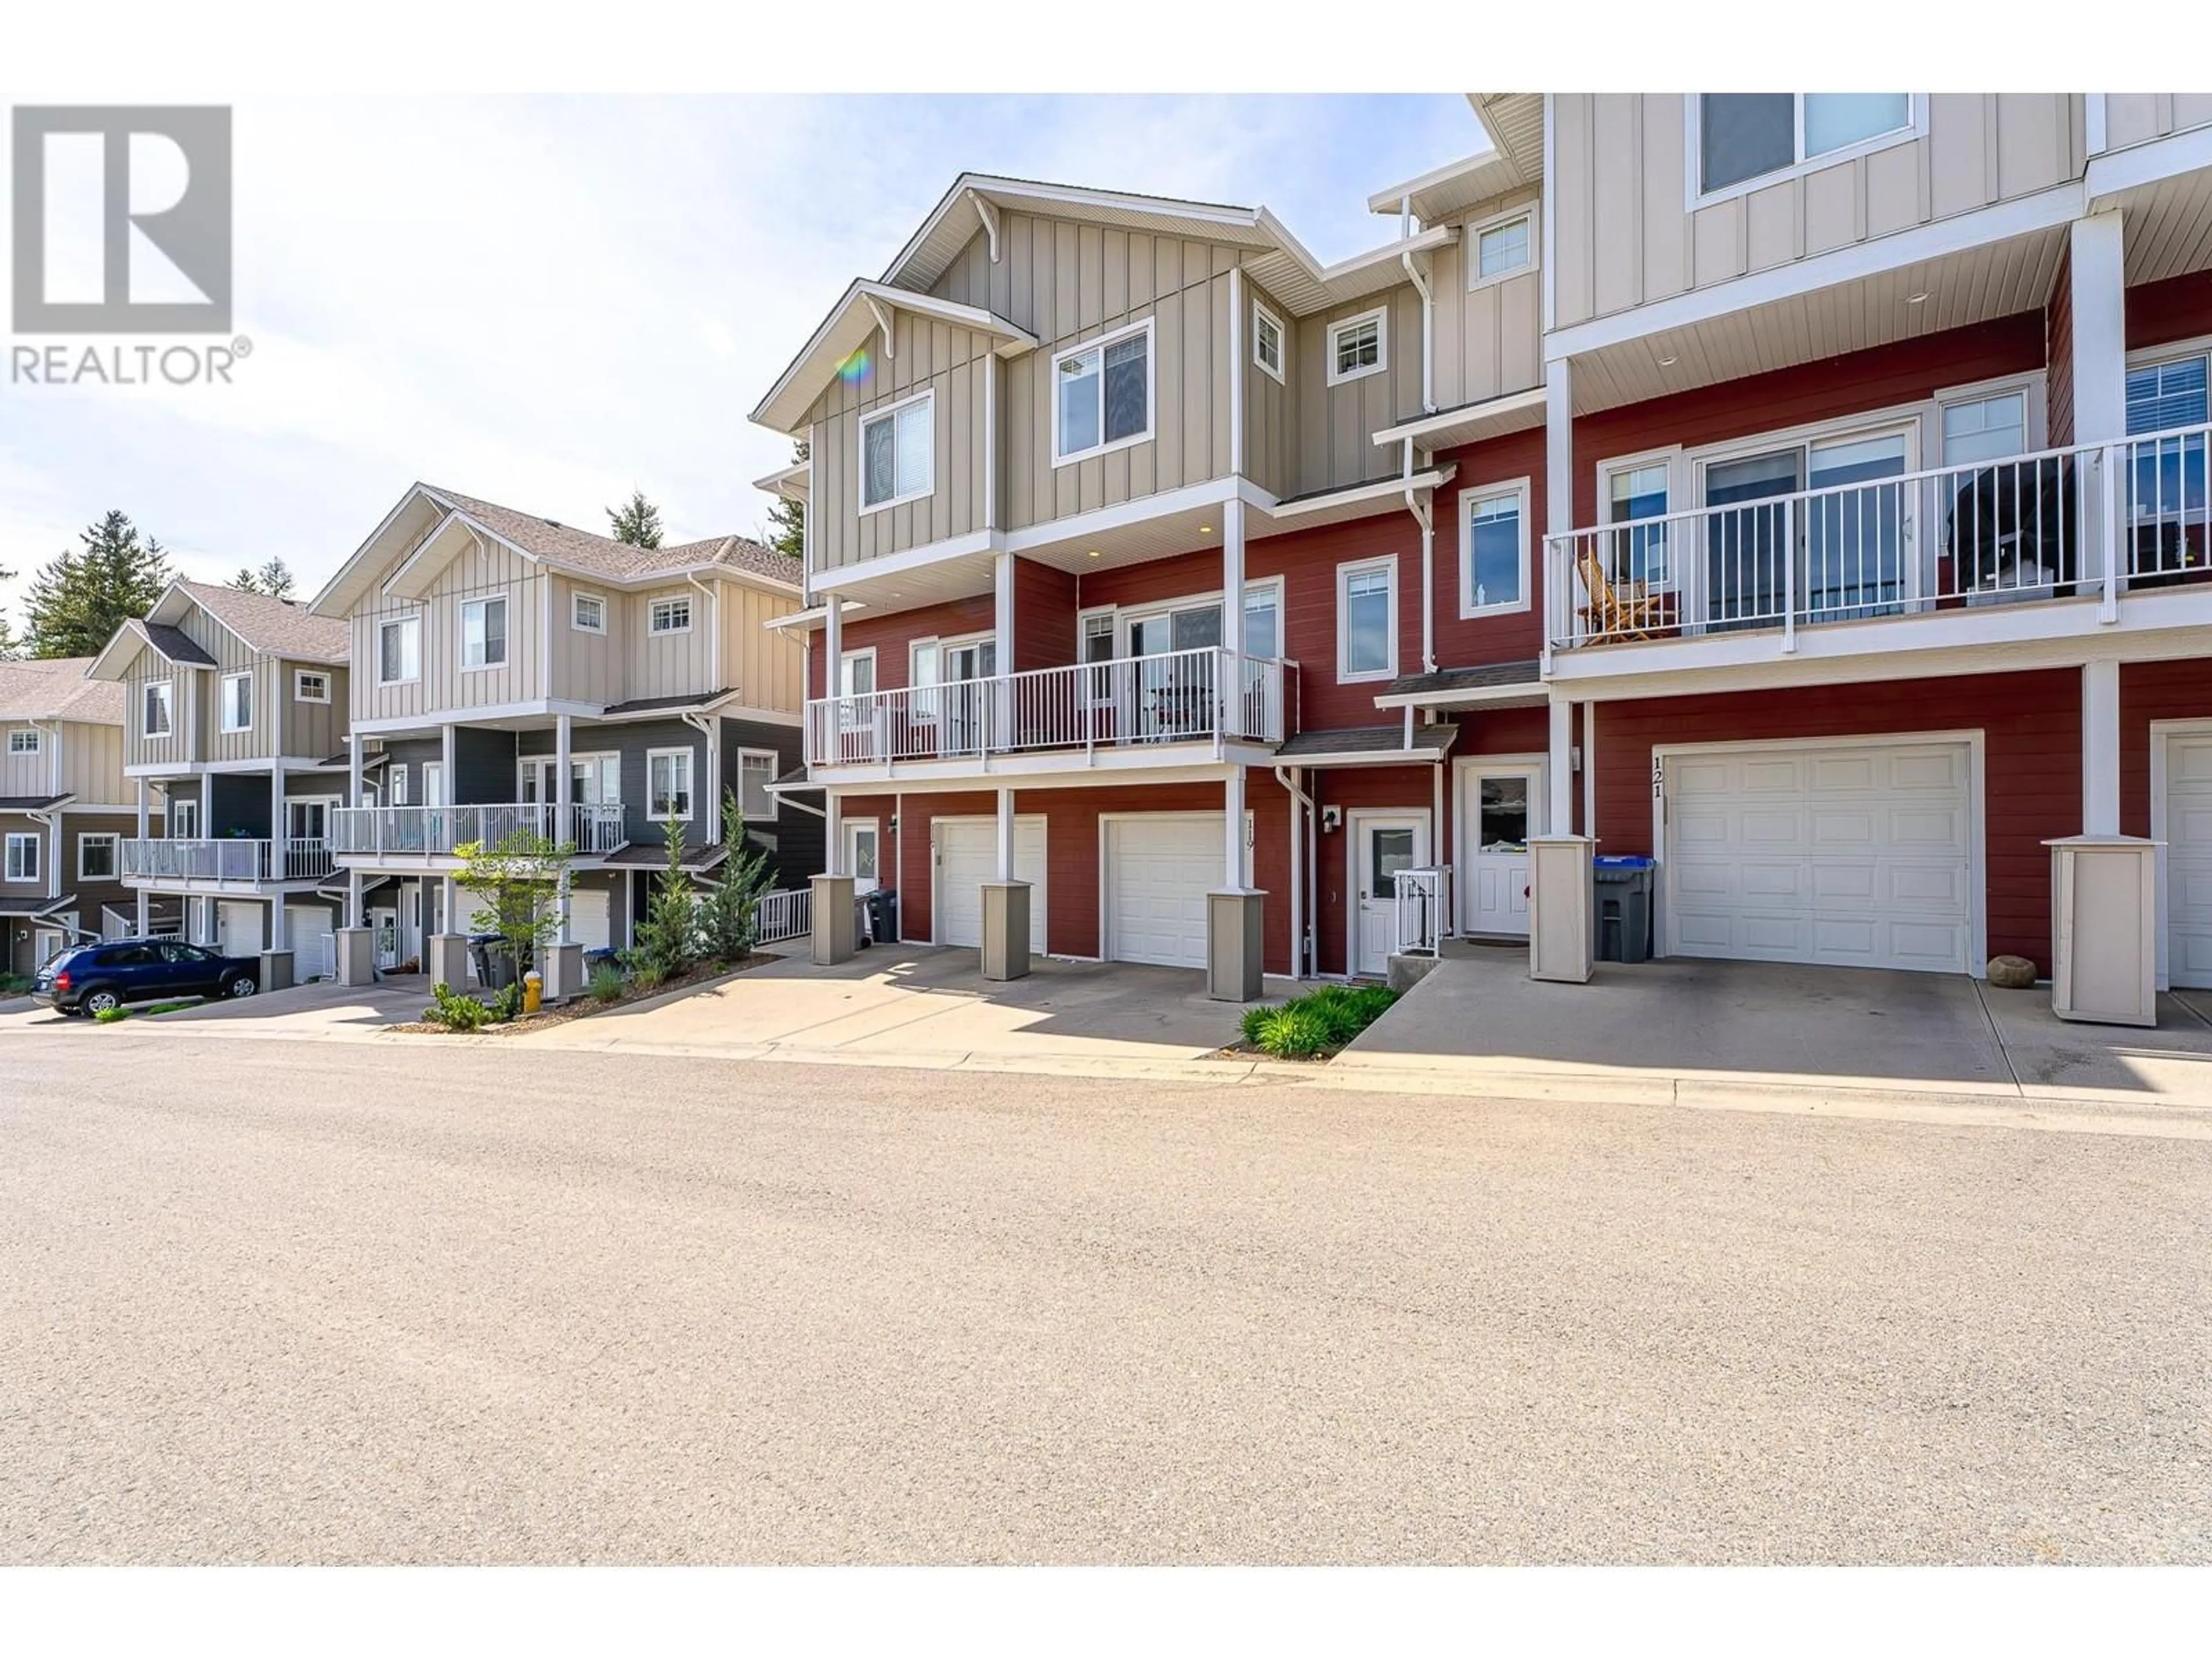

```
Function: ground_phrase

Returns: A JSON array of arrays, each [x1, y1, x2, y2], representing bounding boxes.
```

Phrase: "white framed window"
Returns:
[[460, 596, 507, 670], [1468, 204, 1536, 289], [1940, 388, 2032, 466], [377, 616, 420, 685], [571, 591, 607, 634], [388, 765, 409, 807], [1336, 557, 1397, 683], [293, 669, 330, 703], [170, 797, 198, 839], [859, 389, 935, 512], [838, 648, 877, 696], [1599, 453, 1677, 585], [647, 594, 692, 635], [1080, 609, 1116, 708], [220, 671, 253, 733], [142, 681, 173, 737], [1459, 479, 1532, 618], [1252, 300, 1285, 384], [1326, 306, 1387, 387], [5, 832, 39, 884], [1692, 94, 1920, 203], [735, 749, 778, 824], [1053, 319, 1154, 465], [78, 832, 119, 881], [647, 747, 694, 821], [7, 728, 39, 755], [2125, 349, 2210, 436]]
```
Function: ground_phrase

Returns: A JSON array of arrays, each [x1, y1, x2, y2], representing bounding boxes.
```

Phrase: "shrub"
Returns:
[[697, 787, 775, 965], [588, 961, 625, 1002], [631, 961, 666, 993], [1243, 983, 1399, 1059], [423, 981, 493, 1031], [492, 980, 524, 1023], [632, 818, 701, 979], [93, 1005, 131, 1024], [1, 972, 33, 996]]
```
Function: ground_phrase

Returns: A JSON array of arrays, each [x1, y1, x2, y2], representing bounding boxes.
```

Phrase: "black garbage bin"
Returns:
[[1592, 855, 1655, 963], [866, 888, 900, 944], [468, 933, 516, 988]]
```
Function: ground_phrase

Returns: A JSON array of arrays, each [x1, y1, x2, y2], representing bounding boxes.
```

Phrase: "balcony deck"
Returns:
[[121, 838, 335, 889], [329, 802, 629, 862]]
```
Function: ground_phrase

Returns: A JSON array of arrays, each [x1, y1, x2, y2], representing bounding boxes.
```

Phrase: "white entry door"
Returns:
[[1350, 812, 1429, 978], [1662, 738, 1974, 971], [1461, 762, 1542, 938], [2161, 731, 2212, 987], [568, 888, 612, 952], [217, 899, 266, 958], [934, 816, 1047, 953], [1103, 813, 1247, 969], [844, 819, 881, 896]]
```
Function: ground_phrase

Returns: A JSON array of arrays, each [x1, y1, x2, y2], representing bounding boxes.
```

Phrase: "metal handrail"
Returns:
[[327, 801, 628, 857]]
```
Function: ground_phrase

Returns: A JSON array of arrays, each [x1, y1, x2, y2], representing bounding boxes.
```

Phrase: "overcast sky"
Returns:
[[0, 94, 1477, 622]]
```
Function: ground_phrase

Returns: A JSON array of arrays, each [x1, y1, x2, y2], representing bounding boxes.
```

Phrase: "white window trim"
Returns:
[[459, 595, 509, 672], [1459, 476, 1535, 619], [857, 387, 937, 516], [570, 590, 608, 634], [734, 747, 779, 824], [645, 745, 696, 823], [293, 669, 331, 703], [219, 671, 253, 733], [517, 751, 619, 804], [169, 798, 199, 839], [1932, 372, 2050, 456], [1466, 201, 1540, 293], [78, 832, 119, 881], [5, 831, 40, 884], [1051, 317, 1156, 468], [7, 727, 40, 754], [1335, 556, 1398, 684], [377, 616, 421, 687], [1685, 94, 1927, 211], [646, 594, 694, 637], [142, 681, 173, 737], [388, 764, 409, 807], [1074, 579, 1286, 655], [1252, 299, 1286, 384], [837, 646, 878, 697], [1326, 306, 1389, 388]]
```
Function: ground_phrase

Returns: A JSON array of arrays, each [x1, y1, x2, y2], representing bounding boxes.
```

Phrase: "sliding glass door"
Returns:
[[1700, 427, 1910, 630]]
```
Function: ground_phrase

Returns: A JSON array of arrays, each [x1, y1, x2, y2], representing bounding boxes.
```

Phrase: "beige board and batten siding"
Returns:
[[1551, 94, 2083, 330], [279, 660, 346, 760], [353, 535, 546, 724], [1296, 282, 1425, 493], [1430, 191, 1543, 410], [931, 214, 1240, 533], [120, 643, 188, 771], [715, 579, 804, 714], [1242, 276, 1296, 500], [549, 574, 620, 707], [2101, 94, 2212, 153], [1, 730, 53, 798]]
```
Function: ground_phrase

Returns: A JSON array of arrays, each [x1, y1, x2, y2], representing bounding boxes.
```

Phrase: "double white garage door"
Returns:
[[934, 812, 1228, 970], [1664, 740, 1974, 974]]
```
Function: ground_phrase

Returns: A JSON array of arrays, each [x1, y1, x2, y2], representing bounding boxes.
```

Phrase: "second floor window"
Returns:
[[171, 798, 199, 839], [1462, 484, 1530, 616], [571, 592, 607, 634], [142, 681, 173, 737], [221, 672, 253, 733], [461, 597, 507, 669], [736, 750, 777, 823], [79, 833, 118, 880], [1327, 309, 1387, 385], [861, 392, 934, 510], [5, 832, 37, 882], [648, 595, 691, 635], [294, 670, 330, 703], [1337, 559, 1396, 682], [1055, 321, 1152, 463], [7, 728, 39, 754], [1474, 211, 1533, 283], [647, 748, 694, 821], [1252, 302, 1285, 383], [378, 616, 420, 685], [1699, 94, 1912, 195]]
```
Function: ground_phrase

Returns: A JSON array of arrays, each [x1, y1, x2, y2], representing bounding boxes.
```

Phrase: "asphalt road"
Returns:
[[3, 1031, 2208, 1564]]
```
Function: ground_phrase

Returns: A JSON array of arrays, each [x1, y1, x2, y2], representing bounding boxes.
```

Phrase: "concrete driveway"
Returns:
[[518, 944, 1285, 1074], [0, 976, 426, 1042], [1343, 949, 2212, 1109]]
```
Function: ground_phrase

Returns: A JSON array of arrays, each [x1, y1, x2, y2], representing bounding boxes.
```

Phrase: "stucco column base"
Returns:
[[543, 941, 587, 1004], [1528, 835, 1596, 984], [980, 881, 1031, 982], [335, 927, 376, 987], [426, 933, 469, 993], [811, 874, 856, 966], [2047, 835, 2158, 1027], [1207, 889, 1266, 1002], [257, 949, 294, 994]]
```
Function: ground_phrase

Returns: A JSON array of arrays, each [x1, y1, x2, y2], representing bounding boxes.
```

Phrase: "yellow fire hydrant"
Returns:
[[522, 970, 543, 1015]]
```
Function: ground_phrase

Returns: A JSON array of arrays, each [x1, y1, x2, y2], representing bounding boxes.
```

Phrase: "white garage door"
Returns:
[[217, 900, 266, 958], [935, 817, 1047, 953], [286, 905, 332, 978], [1104, 814, 1224, 969], [2162, 733, 2212, 987], [1663, 740, 1974, 972], [569, 888, 612, 952]]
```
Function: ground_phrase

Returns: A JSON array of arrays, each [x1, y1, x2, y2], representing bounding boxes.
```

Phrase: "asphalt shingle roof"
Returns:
[[1275, 723, 1459, 761], [423, 487, 800, 590], [174, 579, 350, 661], [0, 657, 123, 724], [138, 622, 219, 667], [1381, 660, 1542, 699]]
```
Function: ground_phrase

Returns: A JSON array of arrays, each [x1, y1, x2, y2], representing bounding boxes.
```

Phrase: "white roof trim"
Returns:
[[751, 279, 1038, 434], [1365, 151, 1507, 215], [1370, 386, 1548, 449], [1259, 467, 1454, 525], [753, 460, 809, 499]]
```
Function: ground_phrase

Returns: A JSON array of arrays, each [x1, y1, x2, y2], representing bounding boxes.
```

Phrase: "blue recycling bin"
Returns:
[[1592, 854, 1656, 963]]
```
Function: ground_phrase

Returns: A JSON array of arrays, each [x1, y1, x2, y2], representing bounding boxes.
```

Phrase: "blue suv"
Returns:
[[33, 938, 262, 1017]]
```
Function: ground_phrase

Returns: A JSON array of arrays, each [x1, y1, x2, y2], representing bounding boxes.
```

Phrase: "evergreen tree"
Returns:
[[607, 488, 664, 549], [22, 512, 172, 659], [228, 556, 296, 599], [696, 787, 775, 964], [764, 439, 806, 560], [630, 817, 700, 981]]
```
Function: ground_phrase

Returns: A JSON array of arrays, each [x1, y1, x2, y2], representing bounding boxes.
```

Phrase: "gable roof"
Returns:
[[0, 657, 123, 724], [168, 579, 350, 662]]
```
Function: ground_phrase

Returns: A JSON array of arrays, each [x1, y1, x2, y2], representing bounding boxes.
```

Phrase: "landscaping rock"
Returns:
[[1986, 954, 2038, 990]]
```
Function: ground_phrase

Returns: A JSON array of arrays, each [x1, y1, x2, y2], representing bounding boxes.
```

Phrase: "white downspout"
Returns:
[[680, 709, 719, 845], [685, 571, 722, 693], [1403, 438, 1435, 674], [1273, 764, 1317, 979], [1400, 246, 1435, 416]]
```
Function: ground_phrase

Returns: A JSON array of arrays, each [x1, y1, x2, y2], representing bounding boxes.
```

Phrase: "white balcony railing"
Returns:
[[805, 648, 1293, 769], [327, 802, 628, 858], [1547, 423, 2212, 653], [1392, 866, 1450, 958], [755, 886, 812, 945], [119, 837, 334, 883]]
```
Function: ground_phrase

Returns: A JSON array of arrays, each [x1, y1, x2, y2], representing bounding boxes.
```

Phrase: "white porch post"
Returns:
[[1548, 698, 1575, 836], [2083, 660, 2122, 836], [1224, 769, 1247, 890], [1544, 358, 1573, 667], [268, 762, 289, 954], [993, 551, 1016, 751], [135, 777, 149, 839], [348, 733, 364, 809], [1221, 498, 1245, 658], [822, 596, 843, 762], [2071, 212, 2127, 445], [554, 713, 573, 942], [1287, 768, 1304, 978], [995, 785, 1015, 881], [440, 721, 456, 803], [349, 869, 364, 929], [442, 874, 457, 935], [825, 787, 843, 877]]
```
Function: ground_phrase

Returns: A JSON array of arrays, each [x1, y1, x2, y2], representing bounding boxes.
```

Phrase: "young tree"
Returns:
[[453, 825, 574, 986], [228, 556, 296, 599], [631, 817, 700, 981], [0, 561, 19, 661], [607, 488, 664, 549], [763, 438, 806, 560], [696, 787, 775, 964], [22, 511, 173, 658]]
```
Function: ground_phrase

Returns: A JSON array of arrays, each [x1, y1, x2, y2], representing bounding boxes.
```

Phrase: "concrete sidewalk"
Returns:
[[1339, 948, 2212, 1118]]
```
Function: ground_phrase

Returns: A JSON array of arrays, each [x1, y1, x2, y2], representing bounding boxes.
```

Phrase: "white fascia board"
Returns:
[[2086, 123, 2212, 207], [753, 460, 810, 498], [1365, 151, 1502, 216], [1003, 477, 1243, 555], [1543, 181, 2086, 363], [346, 699, 600, 736], [750, 281, 1036, 434], [808, 529, 1000, 596], [1372, 386, 1547, 448], [308, 482, 451, 618], [1370, 681, 1546, 710], [1262, 468, 1453, 524], [806, 750, 1253, 793]]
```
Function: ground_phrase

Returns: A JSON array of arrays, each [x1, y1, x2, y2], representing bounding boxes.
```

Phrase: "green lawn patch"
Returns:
[[1240, 982, 1399, 1059]]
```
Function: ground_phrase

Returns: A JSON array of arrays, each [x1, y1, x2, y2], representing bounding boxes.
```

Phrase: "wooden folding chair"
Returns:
[[1574, 543, 1664, 642]]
